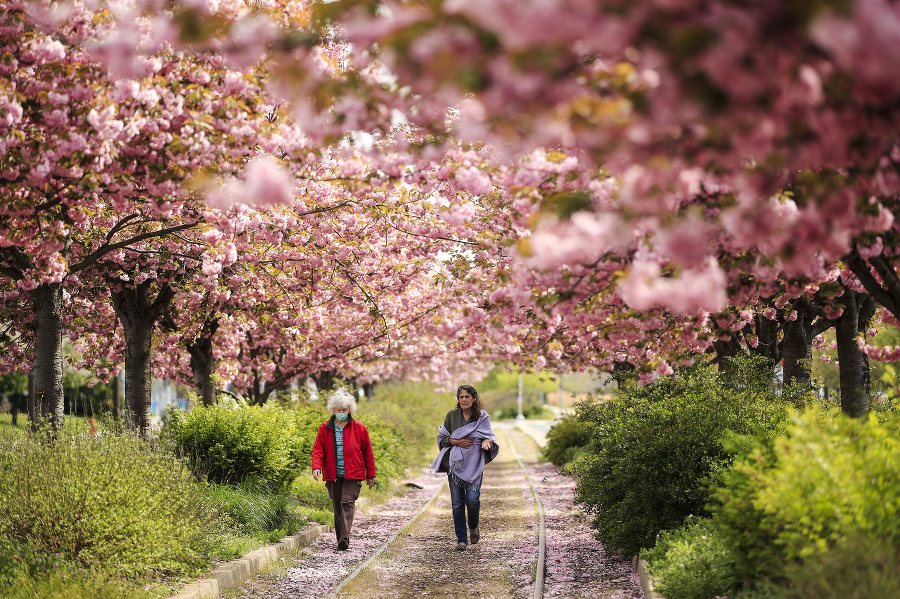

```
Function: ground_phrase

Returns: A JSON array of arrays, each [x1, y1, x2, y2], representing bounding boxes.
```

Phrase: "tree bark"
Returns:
[[30, 283, 65, 430], [111, 373, 120, 419], [845, 247, 900, 321], [782, 300, 815, 389], [750, 316, 781, 363], [312, 369, 338, 393], [780, 297, 833, 390], [833, 291, 875, 418], [27, 369, 35, 432], [110, 281, 176, 439], [188, 328, 217, 407], [711, 336, 742, 374]]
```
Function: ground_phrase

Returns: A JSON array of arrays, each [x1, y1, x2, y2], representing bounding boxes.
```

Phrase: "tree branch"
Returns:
[[69, 221, 199, 273], [844, 248, 900, 318]]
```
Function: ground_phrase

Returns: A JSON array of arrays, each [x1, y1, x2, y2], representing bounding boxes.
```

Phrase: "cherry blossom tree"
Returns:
[[10, 0, 900, 422], [0, 1, 284, 432]]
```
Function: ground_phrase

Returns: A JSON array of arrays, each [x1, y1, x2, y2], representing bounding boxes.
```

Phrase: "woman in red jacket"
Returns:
[[311, 389, 377, 551]]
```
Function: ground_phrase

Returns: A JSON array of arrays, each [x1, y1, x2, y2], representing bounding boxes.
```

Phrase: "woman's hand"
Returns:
[[366, 478, 376, 489], [481, 440, 493, 451], [312, 469, 322, 481], [452, 438, 475, 448]]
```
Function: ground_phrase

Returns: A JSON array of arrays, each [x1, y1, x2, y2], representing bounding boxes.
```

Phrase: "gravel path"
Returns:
[[338, 425, 539, 599], [226, 422, 644, 599]]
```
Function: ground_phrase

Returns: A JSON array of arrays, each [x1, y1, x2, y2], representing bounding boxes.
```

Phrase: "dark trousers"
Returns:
[[448, 474, 482, 543], [326, 477, 362, 542]]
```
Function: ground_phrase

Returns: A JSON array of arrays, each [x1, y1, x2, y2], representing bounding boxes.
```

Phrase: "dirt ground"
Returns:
[[337, 425, 540, 599]]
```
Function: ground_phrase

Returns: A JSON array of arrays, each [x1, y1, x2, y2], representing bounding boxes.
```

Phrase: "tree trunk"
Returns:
[[110, 281, 176, 439], [833, 291, 874, 418], [782, 314, 813, 389], [312, 369, 338, 393], [750, 316, 781, 363], [781, 297, 834, 390], [249, 369, 263, 406], [30, 283, 65, 430], [188, 334, 216, 407], [27, 370, 35, 432], [711, 336, 742, 374], [111, 373, 120, 419], [123, 316, 154, 438]]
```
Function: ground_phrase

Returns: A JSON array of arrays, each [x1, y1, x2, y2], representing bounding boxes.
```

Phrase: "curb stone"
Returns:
[[166, 524, 333, 599], [632, 555, 665, 599]]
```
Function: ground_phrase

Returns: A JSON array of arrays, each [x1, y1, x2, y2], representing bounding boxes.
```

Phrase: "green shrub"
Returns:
[[360, 412, 407, 487], [542, 413, 590, 466], [0, 568, 155, 599], [163, 403, 323, 488], [573, 356, 800, 556], [743, 535, 900, 599], [713, 408, 900, 588], [205, 479, 302, 536], [291, 475, 333, 512], [0, 427, 215, 578], [642, 517, 735, 599], [495, 402, 548, 420]]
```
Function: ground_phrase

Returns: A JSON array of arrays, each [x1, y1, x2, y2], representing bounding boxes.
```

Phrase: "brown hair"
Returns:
[[456, 384, 484, 418]]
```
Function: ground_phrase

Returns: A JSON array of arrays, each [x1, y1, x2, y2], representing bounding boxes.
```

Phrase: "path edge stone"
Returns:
[[165, 524, 333, 599], [632, 555, 665, 599]]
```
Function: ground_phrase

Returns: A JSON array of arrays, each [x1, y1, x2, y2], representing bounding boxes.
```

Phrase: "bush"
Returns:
[[0, 568, 155, 599], [495, 402, 548, 420], [642, 517, 735, 599], [573, 357, 800, 556], [713, 408, 900, 588], [163, 403, 323, 488], [542, 413, 590, 466], [360, 412, 407, 486], [291, 474, 334, 512], [744, 535, 900, 599], [205, 479, 301, 537], [0, 427, 215, 578]]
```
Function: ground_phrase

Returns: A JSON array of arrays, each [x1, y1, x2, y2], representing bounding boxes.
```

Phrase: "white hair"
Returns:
[[327, 389, 358, 414]]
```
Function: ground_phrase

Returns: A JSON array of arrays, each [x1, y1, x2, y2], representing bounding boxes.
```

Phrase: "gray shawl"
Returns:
[[430, 410, 498, 485]]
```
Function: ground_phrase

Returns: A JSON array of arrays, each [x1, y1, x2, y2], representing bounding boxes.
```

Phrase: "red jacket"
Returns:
[[311, 416, 377, 481]]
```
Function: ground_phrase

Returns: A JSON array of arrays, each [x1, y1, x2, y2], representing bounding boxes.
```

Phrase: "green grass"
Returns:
[[0, 412, 24, 431]]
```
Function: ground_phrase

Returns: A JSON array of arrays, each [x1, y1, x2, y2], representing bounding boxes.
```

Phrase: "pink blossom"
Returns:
[[442, 202, 477, 225], [453, 166, 493, 195], [824, 305, 845, 319], [618, 257, 727, 314], [655, 361, 674, 376], [23, 36, 65, 63]]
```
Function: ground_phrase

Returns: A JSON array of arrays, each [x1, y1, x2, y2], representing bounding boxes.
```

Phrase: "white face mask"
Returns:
[[335, 412, 349, 422]]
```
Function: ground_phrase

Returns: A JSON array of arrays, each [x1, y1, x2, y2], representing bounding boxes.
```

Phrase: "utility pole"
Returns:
[[558, 374, 564, 411], [516, 373, 524, 420]]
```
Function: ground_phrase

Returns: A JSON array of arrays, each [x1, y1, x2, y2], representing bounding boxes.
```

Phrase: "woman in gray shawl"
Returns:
[[431, 384, 499, 551]]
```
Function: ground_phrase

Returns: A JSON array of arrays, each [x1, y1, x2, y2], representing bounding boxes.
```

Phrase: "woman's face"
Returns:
[[334, 405, 351, 415], [458, 390, 474, 410]]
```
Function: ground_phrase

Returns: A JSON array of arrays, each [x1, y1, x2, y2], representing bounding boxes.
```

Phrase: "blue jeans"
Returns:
[[448, 473, 482, 543]]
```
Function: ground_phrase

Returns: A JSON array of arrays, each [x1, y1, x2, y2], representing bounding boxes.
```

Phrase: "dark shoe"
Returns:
[[470, 527, 480, 544], [455, 541, 467, 551], [338, 538, 349, 550]]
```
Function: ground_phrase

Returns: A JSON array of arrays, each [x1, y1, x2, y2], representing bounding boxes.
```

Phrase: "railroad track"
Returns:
[[328, 423, 548, 599]]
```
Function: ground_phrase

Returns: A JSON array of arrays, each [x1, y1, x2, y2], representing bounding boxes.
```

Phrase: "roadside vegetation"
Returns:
[[542, 355, 900, 599], [0, 380, 442, 599]]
